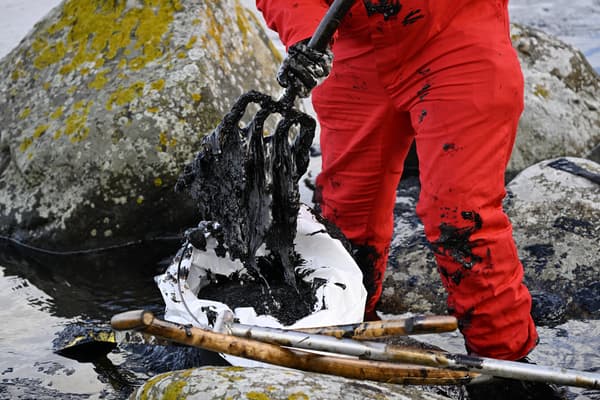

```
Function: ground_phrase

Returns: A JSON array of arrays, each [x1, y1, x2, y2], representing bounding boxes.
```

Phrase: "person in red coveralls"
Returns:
[[256, 0, 542, 368]]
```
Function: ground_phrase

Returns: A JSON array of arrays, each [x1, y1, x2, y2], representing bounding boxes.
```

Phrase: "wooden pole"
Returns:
[[111, 310, 480, 386], [228, 319, 600, 389], [297, 315, 458, 339]]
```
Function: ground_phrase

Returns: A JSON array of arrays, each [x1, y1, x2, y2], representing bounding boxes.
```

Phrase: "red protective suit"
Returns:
[[257, 0, 538, 360]]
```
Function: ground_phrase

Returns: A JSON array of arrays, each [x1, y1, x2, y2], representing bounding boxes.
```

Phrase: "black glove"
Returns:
[[277, 39, 333, 98]]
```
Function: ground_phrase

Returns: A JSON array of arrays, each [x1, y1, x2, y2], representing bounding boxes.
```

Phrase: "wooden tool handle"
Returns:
[[111, 310, 478, 385], [110, 309, 154, 331], [298, 315, 458, 339]]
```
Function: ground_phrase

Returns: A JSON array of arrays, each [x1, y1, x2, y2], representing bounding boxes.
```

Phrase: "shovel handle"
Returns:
[[307, 0, 356, 52]]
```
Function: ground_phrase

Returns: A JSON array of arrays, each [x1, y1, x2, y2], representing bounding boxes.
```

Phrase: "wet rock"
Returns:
[[379, 177, 447, 316], [0, 0, 282, 256], [380, 158, 600, 324], [413, 319, 600, 400], [530, 290, 569, 327], [587, 143, 600, 165], [508, 24, 600, 177], [505, 157, 600, 323], [131, 366, 453, 400]]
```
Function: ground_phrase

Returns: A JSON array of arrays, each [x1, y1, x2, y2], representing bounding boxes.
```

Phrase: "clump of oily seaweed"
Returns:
[[175, 90, 316, 322]]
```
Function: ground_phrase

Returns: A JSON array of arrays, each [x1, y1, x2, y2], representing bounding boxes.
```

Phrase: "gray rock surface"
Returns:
[[380, 178, 446, 316], [0, 0, 281, 252], [380, 158, 600, 325], [130, 366, 453, 400], [509, 24, 600, 177], [506, 157, 600, 324]]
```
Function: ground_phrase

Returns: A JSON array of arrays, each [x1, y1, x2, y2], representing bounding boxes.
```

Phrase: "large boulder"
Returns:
[[0, 0, 281, 254], [508, 24, 600, 177], [131, 366, 453, 400], [380, 159, 600, 325]]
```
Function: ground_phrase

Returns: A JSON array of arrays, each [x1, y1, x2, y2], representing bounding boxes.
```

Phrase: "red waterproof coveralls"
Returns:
[[256, 0, 538, 360]]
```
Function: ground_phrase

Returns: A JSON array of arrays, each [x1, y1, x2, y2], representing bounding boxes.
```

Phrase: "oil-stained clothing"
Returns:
[[256, 0, 539, 360]]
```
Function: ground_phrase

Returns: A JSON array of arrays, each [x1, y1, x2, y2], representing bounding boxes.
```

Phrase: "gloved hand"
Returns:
[[277, 39, 333, 98]]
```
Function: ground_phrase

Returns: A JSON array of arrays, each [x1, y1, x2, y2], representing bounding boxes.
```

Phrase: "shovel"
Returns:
[[111, 310, 600, 390]]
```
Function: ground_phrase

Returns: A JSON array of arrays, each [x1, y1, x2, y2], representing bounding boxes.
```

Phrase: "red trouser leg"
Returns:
[[408, 60, 538, 360], [313, 0, 538, 359], [312, 36, 414, 319], [411, 78, 539, 360], [394, 2, 538, 361]]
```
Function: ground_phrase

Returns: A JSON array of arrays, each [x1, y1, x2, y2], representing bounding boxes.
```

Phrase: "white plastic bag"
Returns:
[[155, 205, 366, 365]]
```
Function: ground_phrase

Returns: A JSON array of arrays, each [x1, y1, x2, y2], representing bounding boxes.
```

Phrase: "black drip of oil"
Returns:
[[175, 90, 315, 289]]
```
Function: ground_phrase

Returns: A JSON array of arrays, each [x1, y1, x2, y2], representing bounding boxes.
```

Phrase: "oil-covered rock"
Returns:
[[380, 158, 600, 325]]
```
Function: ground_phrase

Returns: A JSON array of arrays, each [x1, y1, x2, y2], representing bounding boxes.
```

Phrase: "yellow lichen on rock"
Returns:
[[0, 0, 285, 261], [138, 373, 167, 400], [33, 124, 50, 139], [19, 108, 31, 120], [51, 106, 65, 119], [158, 132, 177, 151], [88, 69, 110, 90], [151, 79, 165, 91], [204, 6, 225, 57], [19, 137, 33, 152], [185, 35, 198, 49], [34, 40, 66, 69], [244, 10, 283, 63], [32, 0, 182, 77], [235, 1, 251, 45], [162, 379, 187, 400], [11, 68, 24, 81], [533, 84, 550, 99], [19, 124, 50, 152], [63, 100, 93, 143], [288, 393, 310, 400], [246, 392, 272, 400], [106, 81, 146, 111]]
